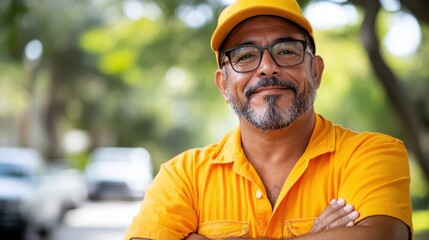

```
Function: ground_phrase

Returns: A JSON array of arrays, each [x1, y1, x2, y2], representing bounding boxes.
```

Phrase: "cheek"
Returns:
[[229, 72, 251, 94], [296, 66, 317, 92], [301, 76, 315, 93]]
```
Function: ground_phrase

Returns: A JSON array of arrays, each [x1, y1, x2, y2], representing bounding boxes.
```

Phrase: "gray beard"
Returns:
[[227, 77, 316, 131]]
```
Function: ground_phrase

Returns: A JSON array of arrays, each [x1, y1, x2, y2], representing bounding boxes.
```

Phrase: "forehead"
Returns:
[[222, 16, 304, 49]]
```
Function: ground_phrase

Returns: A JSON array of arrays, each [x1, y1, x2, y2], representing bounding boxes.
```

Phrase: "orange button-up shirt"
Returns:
[[125, 114, 413, 239]]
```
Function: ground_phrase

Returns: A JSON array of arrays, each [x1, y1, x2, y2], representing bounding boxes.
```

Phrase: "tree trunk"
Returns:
[[44, 53, 65, 161], [400, 0, 429, 24], [351, 0, 429, 181], [18, 69, 35, 147]]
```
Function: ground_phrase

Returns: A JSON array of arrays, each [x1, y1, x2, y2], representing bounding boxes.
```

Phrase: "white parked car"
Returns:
[[0, 147, 87, 239], [84, 147, 153, 200]]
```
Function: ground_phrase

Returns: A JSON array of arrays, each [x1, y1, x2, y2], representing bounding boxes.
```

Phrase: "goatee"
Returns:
[[227, 76, 316, 130]]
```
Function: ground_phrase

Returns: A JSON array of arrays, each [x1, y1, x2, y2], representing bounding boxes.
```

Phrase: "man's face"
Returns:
[[218, 16, 322, 131]]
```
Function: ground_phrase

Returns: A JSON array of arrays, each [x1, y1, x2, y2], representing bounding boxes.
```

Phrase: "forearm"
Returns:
[[254, 218, 407, 240], [187, 216, 409, 240], [292, 225, 385, 240], [186, 227, 370, 240], [215, 227, 379, 240], [184, 202, 409, 240]]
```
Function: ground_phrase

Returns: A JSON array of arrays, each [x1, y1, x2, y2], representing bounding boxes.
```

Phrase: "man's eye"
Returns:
[[236, 53, 257, 62], [278, 49, 297, 56]]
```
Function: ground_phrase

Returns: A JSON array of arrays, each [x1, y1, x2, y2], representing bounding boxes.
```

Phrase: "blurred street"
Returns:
[[51, 200, 141, 240]]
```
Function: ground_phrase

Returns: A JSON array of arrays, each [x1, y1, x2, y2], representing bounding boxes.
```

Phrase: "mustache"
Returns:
[[244, 77, 298, 99]]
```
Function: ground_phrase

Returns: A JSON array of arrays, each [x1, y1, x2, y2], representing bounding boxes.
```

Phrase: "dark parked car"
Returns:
[[84, 147, 153, 200]]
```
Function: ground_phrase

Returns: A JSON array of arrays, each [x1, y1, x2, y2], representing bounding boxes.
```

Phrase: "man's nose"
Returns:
[[256, 49, 280, 77]]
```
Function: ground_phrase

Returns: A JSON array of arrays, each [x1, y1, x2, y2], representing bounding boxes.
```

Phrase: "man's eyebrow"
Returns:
[[233, 41, 257, 47], [273, 37, 305, 43], [233, 37, 305, 48]]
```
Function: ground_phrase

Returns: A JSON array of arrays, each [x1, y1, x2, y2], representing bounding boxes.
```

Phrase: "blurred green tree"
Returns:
[[348, 0, 429, 181], [0, 0, 427, 185]]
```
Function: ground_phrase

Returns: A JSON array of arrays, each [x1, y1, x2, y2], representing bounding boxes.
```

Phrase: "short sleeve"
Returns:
[[124, 159, 198, 240], [338, 134, 413, 230]]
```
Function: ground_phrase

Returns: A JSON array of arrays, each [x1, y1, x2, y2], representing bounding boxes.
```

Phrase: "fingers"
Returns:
[[316, 198, 346, 221], [323, 198, 359, 227], [309, 198, 360, 233]]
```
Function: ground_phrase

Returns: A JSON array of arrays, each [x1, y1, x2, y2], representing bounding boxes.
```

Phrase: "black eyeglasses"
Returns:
[[221, 39, 308, 73]]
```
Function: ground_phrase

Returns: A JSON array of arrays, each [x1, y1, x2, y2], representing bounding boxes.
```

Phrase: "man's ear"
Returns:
[[215, 68, 229, 102], [312, 55, 325, 88]]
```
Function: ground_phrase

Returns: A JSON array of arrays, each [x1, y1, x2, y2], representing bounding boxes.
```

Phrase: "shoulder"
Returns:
[[330, 124, 409, 175], [162, 144, 218, 171], [314, 115, 408, 165], [313, 115, 406, 157], [333, 123, 405, 150], [161, 127, 239, 173]]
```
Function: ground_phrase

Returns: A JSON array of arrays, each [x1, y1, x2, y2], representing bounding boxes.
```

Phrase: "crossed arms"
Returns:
[[130, 198, 410, 240], [126, 131, 412, 240]]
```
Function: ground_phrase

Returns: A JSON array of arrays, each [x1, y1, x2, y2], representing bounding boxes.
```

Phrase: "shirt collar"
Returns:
[[210, 114, 336, 164], [210, 126, 243, 164], [303, 114, 336, 160]]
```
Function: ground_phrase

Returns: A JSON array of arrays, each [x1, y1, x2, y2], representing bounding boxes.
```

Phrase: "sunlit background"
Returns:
[[0, 0, 428, 239]]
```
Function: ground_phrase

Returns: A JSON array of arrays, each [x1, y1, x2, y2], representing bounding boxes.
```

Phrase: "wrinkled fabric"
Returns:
[[124, 114, 413, 240]]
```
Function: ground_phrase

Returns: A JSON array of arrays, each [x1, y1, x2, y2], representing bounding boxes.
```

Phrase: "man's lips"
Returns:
[[253, 86, 290, 94], [244, 77, 299, 98]]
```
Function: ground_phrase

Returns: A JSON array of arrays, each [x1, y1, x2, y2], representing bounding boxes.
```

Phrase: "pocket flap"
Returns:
[[284, 217, 316, 237], [198, 220, 248, 239]]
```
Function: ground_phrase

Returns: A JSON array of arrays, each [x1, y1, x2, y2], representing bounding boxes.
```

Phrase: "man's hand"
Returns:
[[184, 199, 359, 239], [309, 198, 359, 234]]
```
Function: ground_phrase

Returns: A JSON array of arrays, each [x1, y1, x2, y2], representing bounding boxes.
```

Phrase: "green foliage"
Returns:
[[66, 152, 90, 171], [383, 22, 429, 128], [0, 0, 427, 191], [410, 155, 429, 209], [73, 2, 229, 172], [413, 209, 429, 235], [0, 63, 27, 115], [0, 0, 28, 59], [315, 25, 405, 139]]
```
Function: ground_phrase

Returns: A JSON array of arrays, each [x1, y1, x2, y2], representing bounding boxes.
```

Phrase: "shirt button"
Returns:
[[256, 190, 263, 199]]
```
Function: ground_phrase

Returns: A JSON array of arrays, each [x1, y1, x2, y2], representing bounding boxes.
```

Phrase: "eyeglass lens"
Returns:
[[227, 41, 306, 73]]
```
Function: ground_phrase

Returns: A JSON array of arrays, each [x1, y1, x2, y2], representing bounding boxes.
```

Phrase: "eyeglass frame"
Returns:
[[220, 38, 310, 73]]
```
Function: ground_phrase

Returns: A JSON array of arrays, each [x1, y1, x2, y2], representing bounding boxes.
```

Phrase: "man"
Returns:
[[125, 0, 413, 239]]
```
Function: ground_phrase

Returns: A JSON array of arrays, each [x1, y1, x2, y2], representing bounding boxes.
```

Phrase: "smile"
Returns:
[[244, 77, 299, 99], [253, 86, 291, 94]]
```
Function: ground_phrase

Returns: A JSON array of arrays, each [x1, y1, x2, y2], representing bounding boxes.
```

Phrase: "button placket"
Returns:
[[256, 190, 263, 199]]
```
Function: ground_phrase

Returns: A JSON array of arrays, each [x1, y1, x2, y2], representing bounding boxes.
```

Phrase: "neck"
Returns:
[[240, 110, 316, 165], [239, 109, 317, 208]]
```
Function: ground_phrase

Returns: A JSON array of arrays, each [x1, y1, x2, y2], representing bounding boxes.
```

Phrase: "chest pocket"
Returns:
[[284, 217, 316, 238], [198, 221, 249, 239]]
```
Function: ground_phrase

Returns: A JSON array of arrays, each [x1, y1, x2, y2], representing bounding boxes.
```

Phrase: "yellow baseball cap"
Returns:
[[211, 0, 315, 67]]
